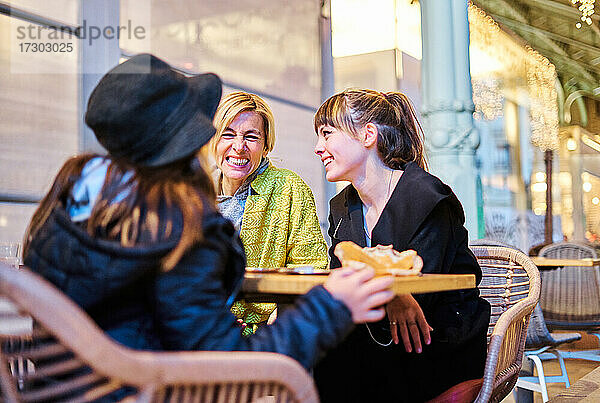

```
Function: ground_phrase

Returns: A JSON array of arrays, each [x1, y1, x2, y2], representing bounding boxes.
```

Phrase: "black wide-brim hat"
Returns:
[[85, 53, 222, 167]]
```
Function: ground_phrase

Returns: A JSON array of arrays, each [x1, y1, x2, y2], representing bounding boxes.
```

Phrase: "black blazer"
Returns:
[[315, 161, 490, 402], [328, 161, 483, 311]]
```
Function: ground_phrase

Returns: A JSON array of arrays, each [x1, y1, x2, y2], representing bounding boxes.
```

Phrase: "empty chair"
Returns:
[[0, 263, 319, 403], [516, 304, 581, 402], [538, 242, 600, 362], [428, 245, 540, 403], [471, 239, 581, 401]]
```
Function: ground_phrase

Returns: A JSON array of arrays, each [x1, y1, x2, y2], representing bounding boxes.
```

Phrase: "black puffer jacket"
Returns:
[[24, 204, 354, 370]]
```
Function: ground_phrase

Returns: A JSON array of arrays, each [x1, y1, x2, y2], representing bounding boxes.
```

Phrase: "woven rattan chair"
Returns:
[[473, 246, 541, 403], [469, 238, 519, 249], [470, 240, 581, 402], [428, 246, 540, 403], [0, 263, 319, 403], [515, 304, 581, 402], [538, 242, 600, 362]]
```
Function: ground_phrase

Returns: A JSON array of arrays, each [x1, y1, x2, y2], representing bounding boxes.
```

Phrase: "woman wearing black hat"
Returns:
[[22, 54, 394, 369]]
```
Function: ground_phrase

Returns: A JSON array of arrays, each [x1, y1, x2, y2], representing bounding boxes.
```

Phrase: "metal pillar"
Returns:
[[79, 0, 121, 153], [420, 0, 480, 236], [569, 142, 586, 242], [544, 150, 553, 243], [319, 0, 338, 235]]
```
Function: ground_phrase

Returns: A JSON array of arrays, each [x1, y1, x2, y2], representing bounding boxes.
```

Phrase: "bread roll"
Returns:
[[334, 241, 422, 276]]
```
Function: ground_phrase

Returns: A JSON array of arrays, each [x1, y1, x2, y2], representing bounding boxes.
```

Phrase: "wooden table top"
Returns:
[[242, 272, 476, 297], [531, 257, 600, 267]]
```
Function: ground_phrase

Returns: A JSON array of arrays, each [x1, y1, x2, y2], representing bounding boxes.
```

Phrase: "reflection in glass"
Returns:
[[8, 0, 78, 26], [120, 0, 321, 107], [0, 11, 79, 243]]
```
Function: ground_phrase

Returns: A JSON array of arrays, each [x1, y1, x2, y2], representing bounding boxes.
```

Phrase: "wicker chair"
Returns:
[[470, 240, 581, 402], [469, 238, 519, 249], [472, 246, 541, 403], [429, 246, 540, 403], [538, 242, 600, 362], [0, 263, 319, 403], [515, 304, 581, 402]]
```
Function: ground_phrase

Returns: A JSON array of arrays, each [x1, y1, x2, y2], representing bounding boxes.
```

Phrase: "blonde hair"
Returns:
[[314, 89, 428, 170], [210, 91, 276, 155]]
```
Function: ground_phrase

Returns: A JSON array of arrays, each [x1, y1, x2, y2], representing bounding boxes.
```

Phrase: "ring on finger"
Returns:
[[390, 321, 398, 325]]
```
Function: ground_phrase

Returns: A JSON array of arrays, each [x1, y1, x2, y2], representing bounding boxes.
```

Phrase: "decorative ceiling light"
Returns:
[[571, 0, 595, 27], [535, 172, 546, 182], [469, 3, 559, 151], [526, 45, 559, 151], [472, 78, 503, 120]]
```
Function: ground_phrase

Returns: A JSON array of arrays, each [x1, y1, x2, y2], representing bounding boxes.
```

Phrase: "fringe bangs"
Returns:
[[313, 94, 357, 136]]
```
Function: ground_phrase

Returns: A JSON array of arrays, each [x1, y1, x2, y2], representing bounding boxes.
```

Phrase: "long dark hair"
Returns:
[[314, 88, 428, 170], [24, 153, 216, 271]]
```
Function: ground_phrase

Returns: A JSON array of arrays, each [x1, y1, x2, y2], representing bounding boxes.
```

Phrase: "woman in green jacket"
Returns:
[[210, 91, 327, 335]]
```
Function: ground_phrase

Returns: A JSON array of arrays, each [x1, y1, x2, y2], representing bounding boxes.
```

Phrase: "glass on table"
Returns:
[[0, 241, 21, 268], [0, 242, 31, 386]]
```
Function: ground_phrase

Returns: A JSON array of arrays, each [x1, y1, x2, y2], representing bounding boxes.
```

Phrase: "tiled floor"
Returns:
[[502, 333, 600, 402]]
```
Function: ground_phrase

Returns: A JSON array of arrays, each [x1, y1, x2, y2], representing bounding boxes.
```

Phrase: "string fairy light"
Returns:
[[468, 3, 559, 150], [571, 0, 595, 28], [472, 78, 503, 120]]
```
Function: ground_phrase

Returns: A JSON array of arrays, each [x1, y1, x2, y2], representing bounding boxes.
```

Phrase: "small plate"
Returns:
[[245, 267, 280, 273], [278, 266, 331, 275]]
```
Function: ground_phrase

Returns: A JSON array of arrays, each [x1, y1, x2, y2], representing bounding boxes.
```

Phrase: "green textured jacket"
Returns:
[[241, 163, 328, 270], [231, 163, 328, 335]]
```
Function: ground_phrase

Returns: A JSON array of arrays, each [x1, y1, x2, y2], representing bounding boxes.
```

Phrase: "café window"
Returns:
[[0, 5, 79, 243]]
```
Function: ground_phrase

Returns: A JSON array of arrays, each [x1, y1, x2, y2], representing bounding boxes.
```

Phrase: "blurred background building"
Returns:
[[1, 0, 600, 253]]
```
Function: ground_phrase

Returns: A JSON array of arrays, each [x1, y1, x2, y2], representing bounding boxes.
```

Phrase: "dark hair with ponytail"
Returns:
[[313, 89, 428, 170]]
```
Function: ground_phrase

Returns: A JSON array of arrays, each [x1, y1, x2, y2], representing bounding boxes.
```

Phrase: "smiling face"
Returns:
[[314, 124, 367, 183], [215, 111, 267, 195]]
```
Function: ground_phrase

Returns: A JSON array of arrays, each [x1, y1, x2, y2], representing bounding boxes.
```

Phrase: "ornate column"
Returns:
[[420, 0, 480, 236]]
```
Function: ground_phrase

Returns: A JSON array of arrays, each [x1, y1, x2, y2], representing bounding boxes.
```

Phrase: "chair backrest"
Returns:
[[470, 246, 541, 403], [0, 263, 319, 403], [470, 239, 521, 250], [524, 303, 558, 349], [538, 242, 600, 328], [470, 239, 553, 349]]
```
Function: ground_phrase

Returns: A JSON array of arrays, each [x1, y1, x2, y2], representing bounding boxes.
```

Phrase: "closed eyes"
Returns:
[[221, 131, 262, 143]]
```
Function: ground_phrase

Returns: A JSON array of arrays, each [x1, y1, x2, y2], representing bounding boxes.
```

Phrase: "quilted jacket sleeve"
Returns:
[[153, 214, 353, 369]]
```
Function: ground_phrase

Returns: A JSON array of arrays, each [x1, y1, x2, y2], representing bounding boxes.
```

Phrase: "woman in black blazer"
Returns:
[[313, 89, 490, 402]]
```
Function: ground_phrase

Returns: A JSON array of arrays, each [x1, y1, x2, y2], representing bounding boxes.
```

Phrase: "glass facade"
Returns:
[[2, 0, 598, 249], [0, 0, 330, 247], [8, 0, 78, 25], [120, 0, 321, 108], [119, 0, 327, 222], [0, 10, 79, 245]]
